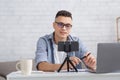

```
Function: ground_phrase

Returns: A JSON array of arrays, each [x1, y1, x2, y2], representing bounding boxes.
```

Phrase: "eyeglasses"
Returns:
[[55, 22, 72, 29]]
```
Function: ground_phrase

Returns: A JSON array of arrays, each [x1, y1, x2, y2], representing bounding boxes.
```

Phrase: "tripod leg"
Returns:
[[69, 60, 78, 72], [57, 57, 67, 72], [67, 58, 69, 72]]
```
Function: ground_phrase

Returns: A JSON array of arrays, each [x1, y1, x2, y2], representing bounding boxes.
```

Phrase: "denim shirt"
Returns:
[[35, 33, 88, 69]]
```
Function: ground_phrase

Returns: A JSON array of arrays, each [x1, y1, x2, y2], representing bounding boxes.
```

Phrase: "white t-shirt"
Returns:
[[54, 44, 66, 64]]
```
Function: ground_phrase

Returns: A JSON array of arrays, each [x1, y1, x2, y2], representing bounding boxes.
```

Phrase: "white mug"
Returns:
[[16, 59, 33, 75]]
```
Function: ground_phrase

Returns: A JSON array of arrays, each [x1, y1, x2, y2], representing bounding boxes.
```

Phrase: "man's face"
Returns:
[[53, 16, 72, 39]]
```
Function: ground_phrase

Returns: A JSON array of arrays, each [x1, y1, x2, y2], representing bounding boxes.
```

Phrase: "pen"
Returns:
[[81, 53, 91, 60]]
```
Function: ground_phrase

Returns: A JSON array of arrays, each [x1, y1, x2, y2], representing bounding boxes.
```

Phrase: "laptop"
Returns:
[[96, 43, 120, 73]]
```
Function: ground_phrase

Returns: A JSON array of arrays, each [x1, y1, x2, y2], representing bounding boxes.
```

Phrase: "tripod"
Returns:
[[57, 53, 78, 72]]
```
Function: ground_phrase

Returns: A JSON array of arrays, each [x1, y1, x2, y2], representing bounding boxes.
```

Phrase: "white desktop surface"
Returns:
[[7, 70, 120, 80]]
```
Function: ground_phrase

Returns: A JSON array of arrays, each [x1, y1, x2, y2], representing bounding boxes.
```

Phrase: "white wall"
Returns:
[[0, 0, 120, 61]]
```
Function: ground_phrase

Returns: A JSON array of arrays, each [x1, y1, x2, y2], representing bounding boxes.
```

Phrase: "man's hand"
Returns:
[[83, 52, 96, 71], [69, 56, 81, 69]]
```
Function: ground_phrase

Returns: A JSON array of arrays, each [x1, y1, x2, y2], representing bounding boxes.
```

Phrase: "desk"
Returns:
[[7, 71, 120, 80]]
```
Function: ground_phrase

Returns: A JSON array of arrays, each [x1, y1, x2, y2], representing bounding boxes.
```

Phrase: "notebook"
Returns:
[[96, 43, 120, 73]]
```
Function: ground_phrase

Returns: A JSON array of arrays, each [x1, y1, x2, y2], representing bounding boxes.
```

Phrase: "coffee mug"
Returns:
[[16, 59, 33, 75]]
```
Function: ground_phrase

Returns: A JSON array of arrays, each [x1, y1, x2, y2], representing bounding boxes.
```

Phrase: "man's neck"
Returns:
[[55, 37, 67, 44], [54, 35, 67, 44]]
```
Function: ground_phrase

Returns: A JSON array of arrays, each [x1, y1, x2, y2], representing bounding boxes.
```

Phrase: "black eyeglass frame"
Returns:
[[55, 21, 72, 29]]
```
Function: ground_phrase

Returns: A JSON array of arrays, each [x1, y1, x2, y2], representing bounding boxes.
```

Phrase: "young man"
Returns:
[[35, 10, 96, 72]]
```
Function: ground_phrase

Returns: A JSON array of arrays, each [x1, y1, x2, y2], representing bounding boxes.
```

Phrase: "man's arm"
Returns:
[[37, 58, 79, 72], [37, 61, 67, 72]]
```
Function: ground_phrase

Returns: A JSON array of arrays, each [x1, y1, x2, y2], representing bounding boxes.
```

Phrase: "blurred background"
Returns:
[[0, 0, 120, 61]]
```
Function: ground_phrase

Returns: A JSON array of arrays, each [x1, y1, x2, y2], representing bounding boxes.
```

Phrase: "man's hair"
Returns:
[[55, 10, 72, 19]]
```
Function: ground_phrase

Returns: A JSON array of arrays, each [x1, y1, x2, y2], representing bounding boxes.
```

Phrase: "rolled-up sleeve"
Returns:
[[35, 38, 48, 66]]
